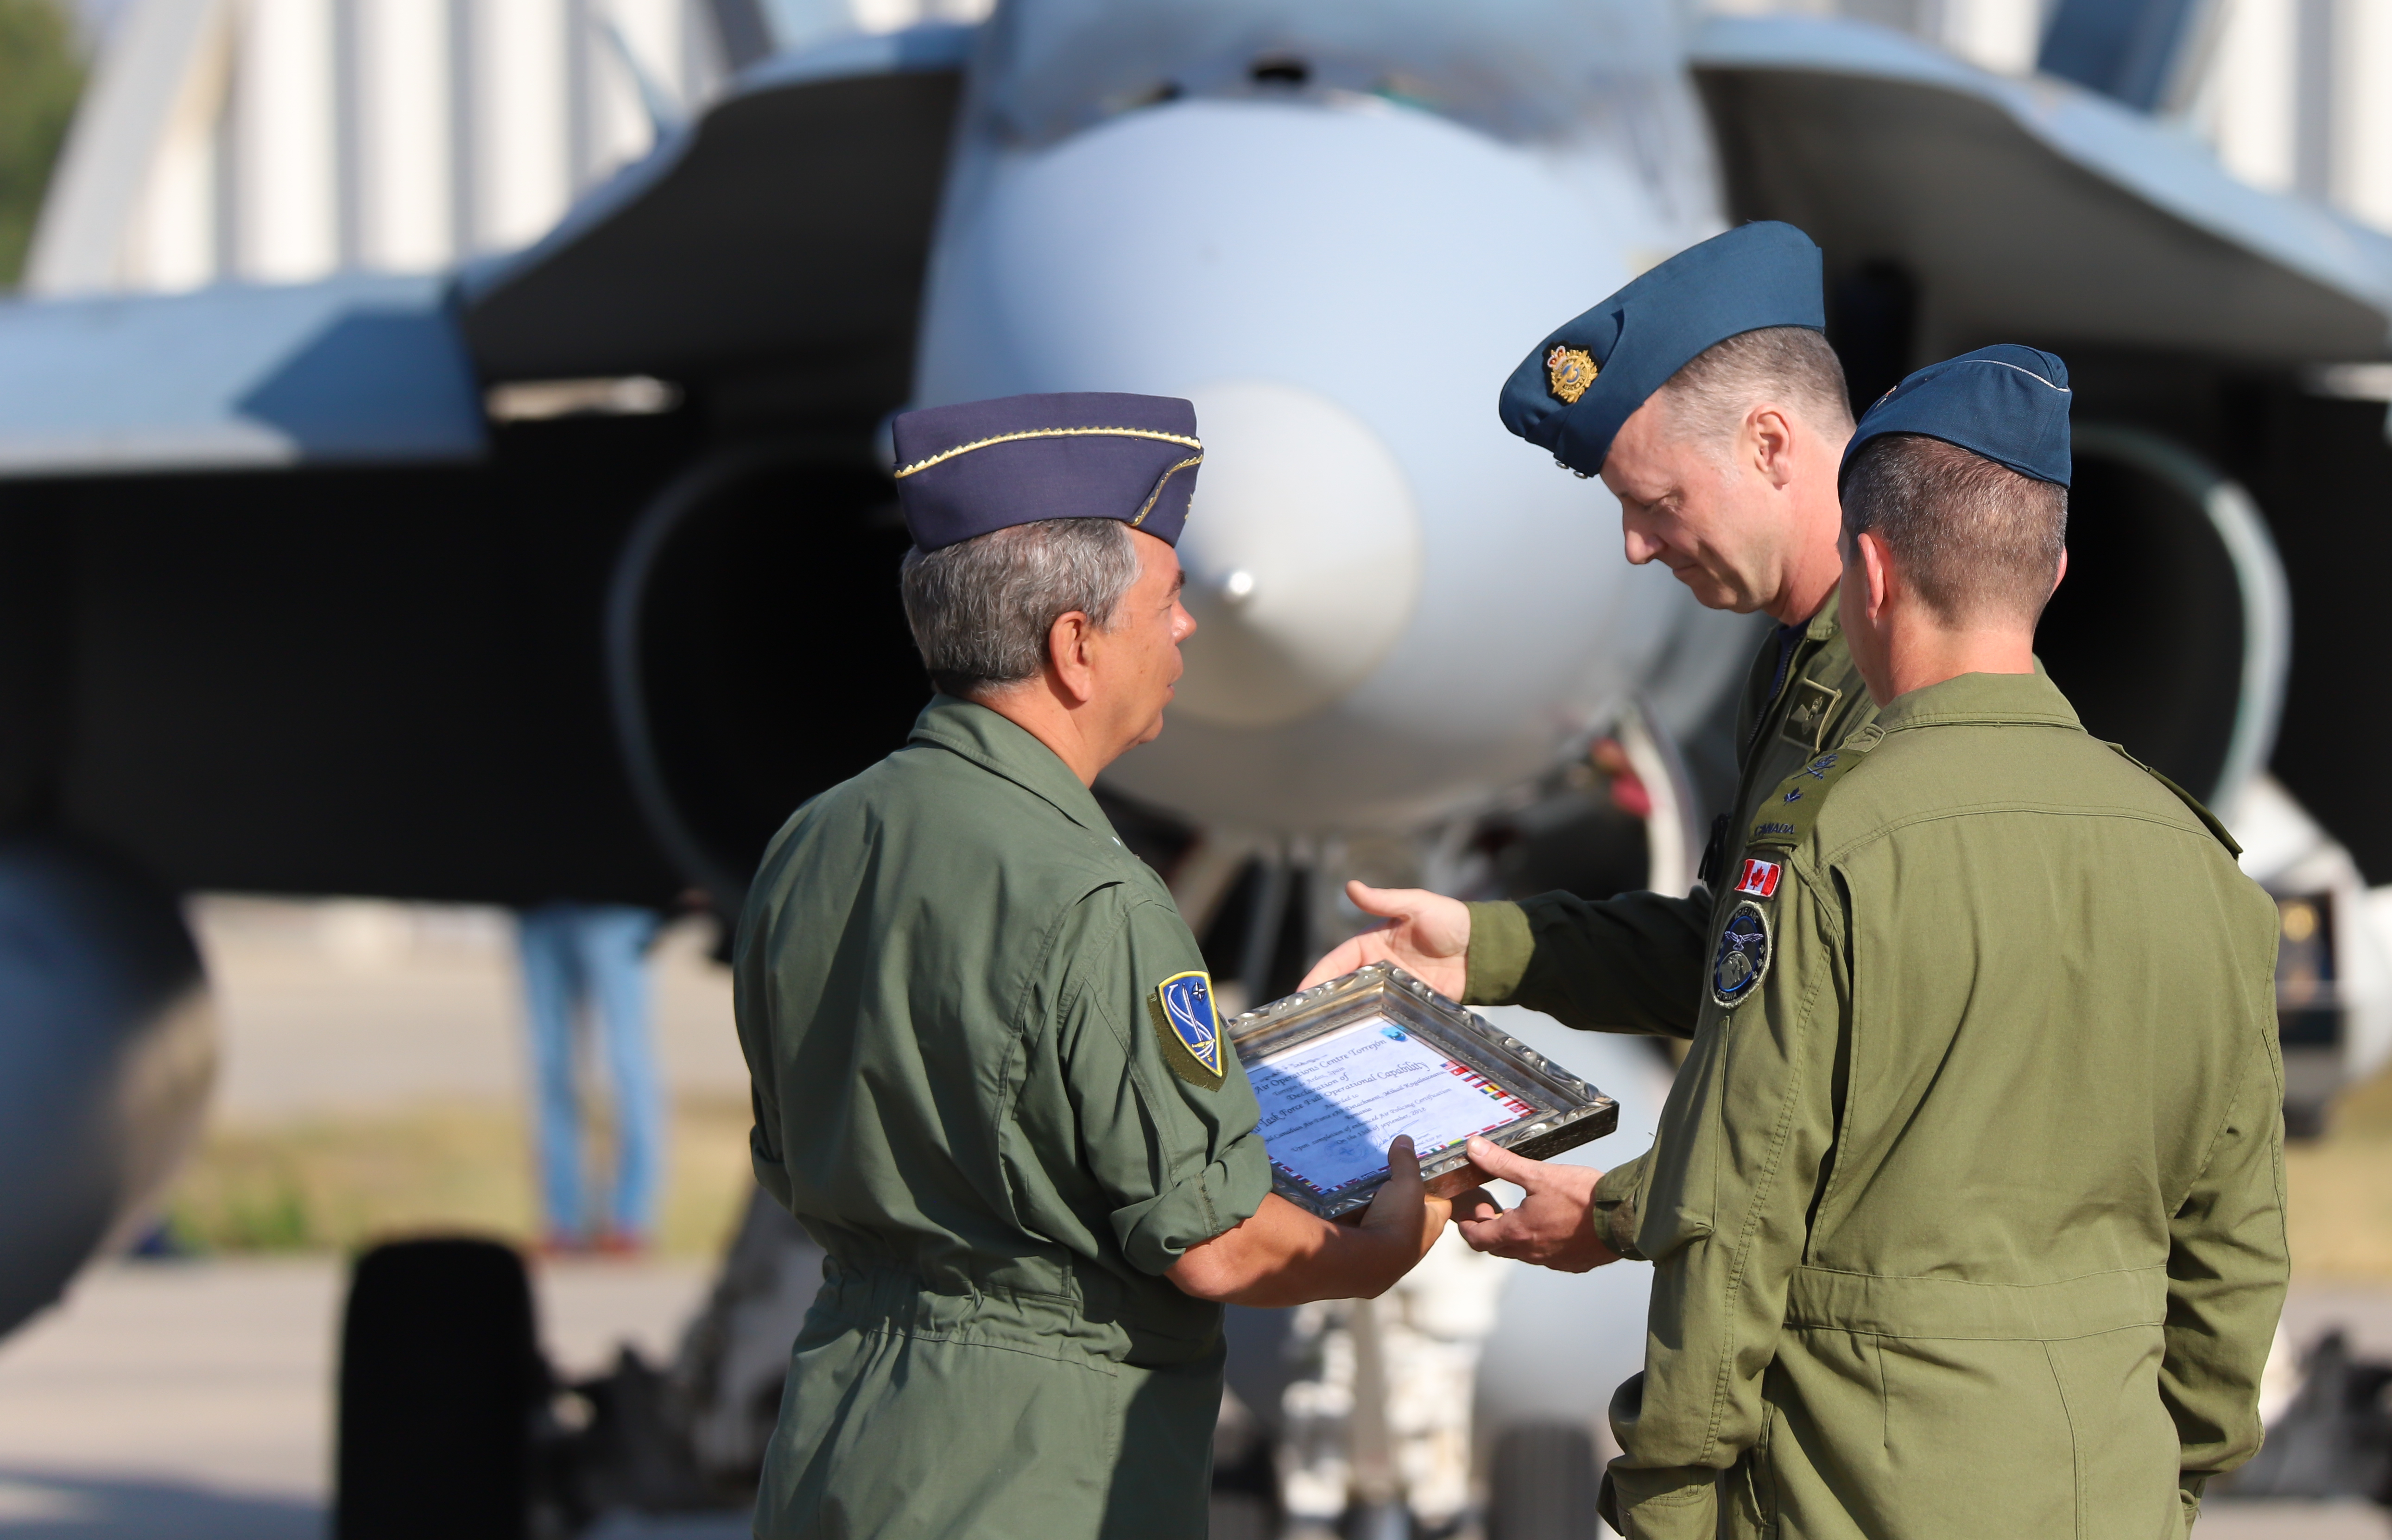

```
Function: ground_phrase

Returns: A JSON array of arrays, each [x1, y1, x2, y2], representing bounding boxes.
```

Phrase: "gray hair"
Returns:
[[1841, 433, 2068, 628], [899, 518, 1143, 697], [1656, 325, 1856, 459]]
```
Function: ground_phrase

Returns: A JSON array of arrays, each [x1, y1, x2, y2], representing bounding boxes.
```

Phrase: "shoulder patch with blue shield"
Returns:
[[1710, 901, 1772, 1009], [1149, 970, 1224, 1089]]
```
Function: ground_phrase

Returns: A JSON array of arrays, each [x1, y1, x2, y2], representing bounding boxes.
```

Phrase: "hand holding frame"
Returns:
[[1450, 1136, 1620, 1273]]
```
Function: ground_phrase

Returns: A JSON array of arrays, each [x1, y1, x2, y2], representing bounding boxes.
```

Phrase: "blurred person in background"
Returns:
[[515, 903, 665, 1255]]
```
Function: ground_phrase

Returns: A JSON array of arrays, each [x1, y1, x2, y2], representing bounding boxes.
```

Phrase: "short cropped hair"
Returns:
[[1840, 434, 2068, 627], [1657, 325, 1856, 457], [899, 518, 1142, 697]]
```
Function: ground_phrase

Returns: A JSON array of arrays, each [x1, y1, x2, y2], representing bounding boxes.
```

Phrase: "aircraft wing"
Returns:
[[1690, 14, 2392, 363], [0, 272, 484, 478], [456, 25, 975, 395]]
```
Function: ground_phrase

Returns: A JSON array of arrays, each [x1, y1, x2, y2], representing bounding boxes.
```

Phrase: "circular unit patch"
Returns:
[[1710, 900, 1772, 1009]]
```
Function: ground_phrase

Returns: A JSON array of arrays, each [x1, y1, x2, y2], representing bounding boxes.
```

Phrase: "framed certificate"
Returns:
[[1227, 962, 1618, 1221]]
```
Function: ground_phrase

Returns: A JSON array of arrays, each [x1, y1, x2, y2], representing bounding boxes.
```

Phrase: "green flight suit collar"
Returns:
[[1873, 669, 2082, 735], [906, 694, 1114, 834], [1801, 584, 1842, 643]]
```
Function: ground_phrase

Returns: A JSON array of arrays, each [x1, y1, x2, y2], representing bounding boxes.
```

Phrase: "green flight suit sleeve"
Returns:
[[1591, 1150, 1652, 1262], [1059, 892, 1273, 1277], [2163, 1019, 2289, 1521], [1602, 861, 1850, 1540], [1462, 889, 1712, 1039], [732, 902, 794, 1212], [748, 1078, 791, 1211]]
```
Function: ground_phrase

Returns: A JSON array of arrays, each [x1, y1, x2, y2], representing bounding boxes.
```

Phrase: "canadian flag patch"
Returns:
[[1734, 858, 1782, 898]]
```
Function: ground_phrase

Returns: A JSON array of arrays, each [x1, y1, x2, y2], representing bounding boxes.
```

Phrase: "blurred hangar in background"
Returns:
[[7, 0, 2392, 1533]]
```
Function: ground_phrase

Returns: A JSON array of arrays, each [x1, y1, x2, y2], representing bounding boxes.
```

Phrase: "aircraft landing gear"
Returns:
[[1486, 1422, 1604, 1540], [334, 1199, 825, 1537], [335, 1238, 542, 1540]]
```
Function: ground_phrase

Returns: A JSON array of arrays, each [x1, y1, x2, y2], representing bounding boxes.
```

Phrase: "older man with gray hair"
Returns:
[[734, 391, 1447, 1540]]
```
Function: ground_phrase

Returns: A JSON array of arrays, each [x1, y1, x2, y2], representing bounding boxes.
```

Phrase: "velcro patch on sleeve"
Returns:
[[1734, 857, 1782, 898], [1710, 901, 1772, 1009], [1148, 970, 1224, 1089], [1779, 677, 1844, 754]]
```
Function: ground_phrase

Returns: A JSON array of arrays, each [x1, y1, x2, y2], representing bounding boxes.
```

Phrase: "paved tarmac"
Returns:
[[0, 1254, 721, 1538], [190, 897, 751, 1120]]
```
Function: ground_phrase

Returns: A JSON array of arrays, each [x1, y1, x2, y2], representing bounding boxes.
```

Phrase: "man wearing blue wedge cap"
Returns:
[[1308, 221, 1873, 1142], [734, 391, 1447, 1540], [1585, 343, 2279, 1536], [1571, 345, 2274, 1537], [1306, 262, 2284, 1526], [1310, 222, 1873, 1023]]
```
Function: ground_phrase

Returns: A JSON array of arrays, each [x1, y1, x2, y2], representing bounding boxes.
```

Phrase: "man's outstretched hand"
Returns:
[[1297, 882, 1472, 997], [1451, 1136, 1620, 1273]]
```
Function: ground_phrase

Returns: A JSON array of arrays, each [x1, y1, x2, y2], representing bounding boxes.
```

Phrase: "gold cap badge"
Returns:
[[1546, 345, 1598, 404]]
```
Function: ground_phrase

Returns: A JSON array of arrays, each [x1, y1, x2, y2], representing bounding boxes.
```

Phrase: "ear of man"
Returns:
[[1854, 527, 1897, 624], [1043, 610, 1099, 707], [1741, 404, 1800, 491]]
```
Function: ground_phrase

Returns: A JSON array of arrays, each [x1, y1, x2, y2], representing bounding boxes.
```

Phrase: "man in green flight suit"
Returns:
[[734, 391, 1448, 1540], [1354, 349, 2288, 1534], [1307, 222, 1868, 1178]]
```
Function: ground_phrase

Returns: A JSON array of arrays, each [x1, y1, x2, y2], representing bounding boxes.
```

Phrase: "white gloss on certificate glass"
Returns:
[[1247, 1016, 1537, 1196]]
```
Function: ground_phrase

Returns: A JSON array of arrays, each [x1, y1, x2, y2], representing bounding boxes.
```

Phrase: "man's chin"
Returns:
[[1671, 571, 1746, 612]]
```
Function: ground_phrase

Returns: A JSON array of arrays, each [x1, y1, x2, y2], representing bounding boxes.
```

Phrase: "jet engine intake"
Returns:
[[606, 445, 929, 910], [2034, 424, 2289, 810]]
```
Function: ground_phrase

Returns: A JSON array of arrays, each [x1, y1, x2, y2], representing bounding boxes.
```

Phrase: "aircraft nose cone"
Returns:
[[1173, 379, 1423, 729]]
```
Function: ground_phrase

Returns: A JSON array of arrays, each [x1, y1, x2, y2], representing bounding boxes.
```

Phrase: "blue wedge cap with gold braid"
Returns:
[[1840, 344, 2072, 490], [891, 391, 1204, 552], [1497, 221, 1826, 478]]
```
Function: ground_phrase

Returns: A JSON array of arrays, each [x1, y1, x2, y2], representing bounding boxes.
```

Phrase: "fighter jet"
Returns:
[[3, 0, 2390, 1533]]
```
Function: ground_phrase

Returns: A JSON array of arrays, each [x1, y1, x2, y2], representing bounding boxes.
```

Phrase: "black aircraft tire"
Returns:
[[1487, 1420, 1604, 1540], [1206, 1490, 1273, 1540], [335, 1237, 540, 1540]]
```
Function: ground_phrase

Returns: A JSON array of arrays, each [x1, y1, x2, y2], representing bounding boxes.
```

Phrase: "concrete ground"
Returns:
[[189, 897, 753, 1121], [2202, 1503, 2392, 1539], [0, 1254, 726, 1539]]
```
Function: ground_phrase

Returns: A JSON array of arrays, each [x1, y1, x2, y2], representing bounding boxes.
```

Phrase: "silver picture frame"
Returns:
[[1227, 961, 1619, 1220]]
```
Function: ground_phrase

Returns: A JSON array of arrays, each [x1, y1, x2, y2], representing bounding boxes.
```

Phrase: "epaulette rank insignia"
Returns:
[[1150, 970, 1224, 1089], [1747, 724, 1885, 853]]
